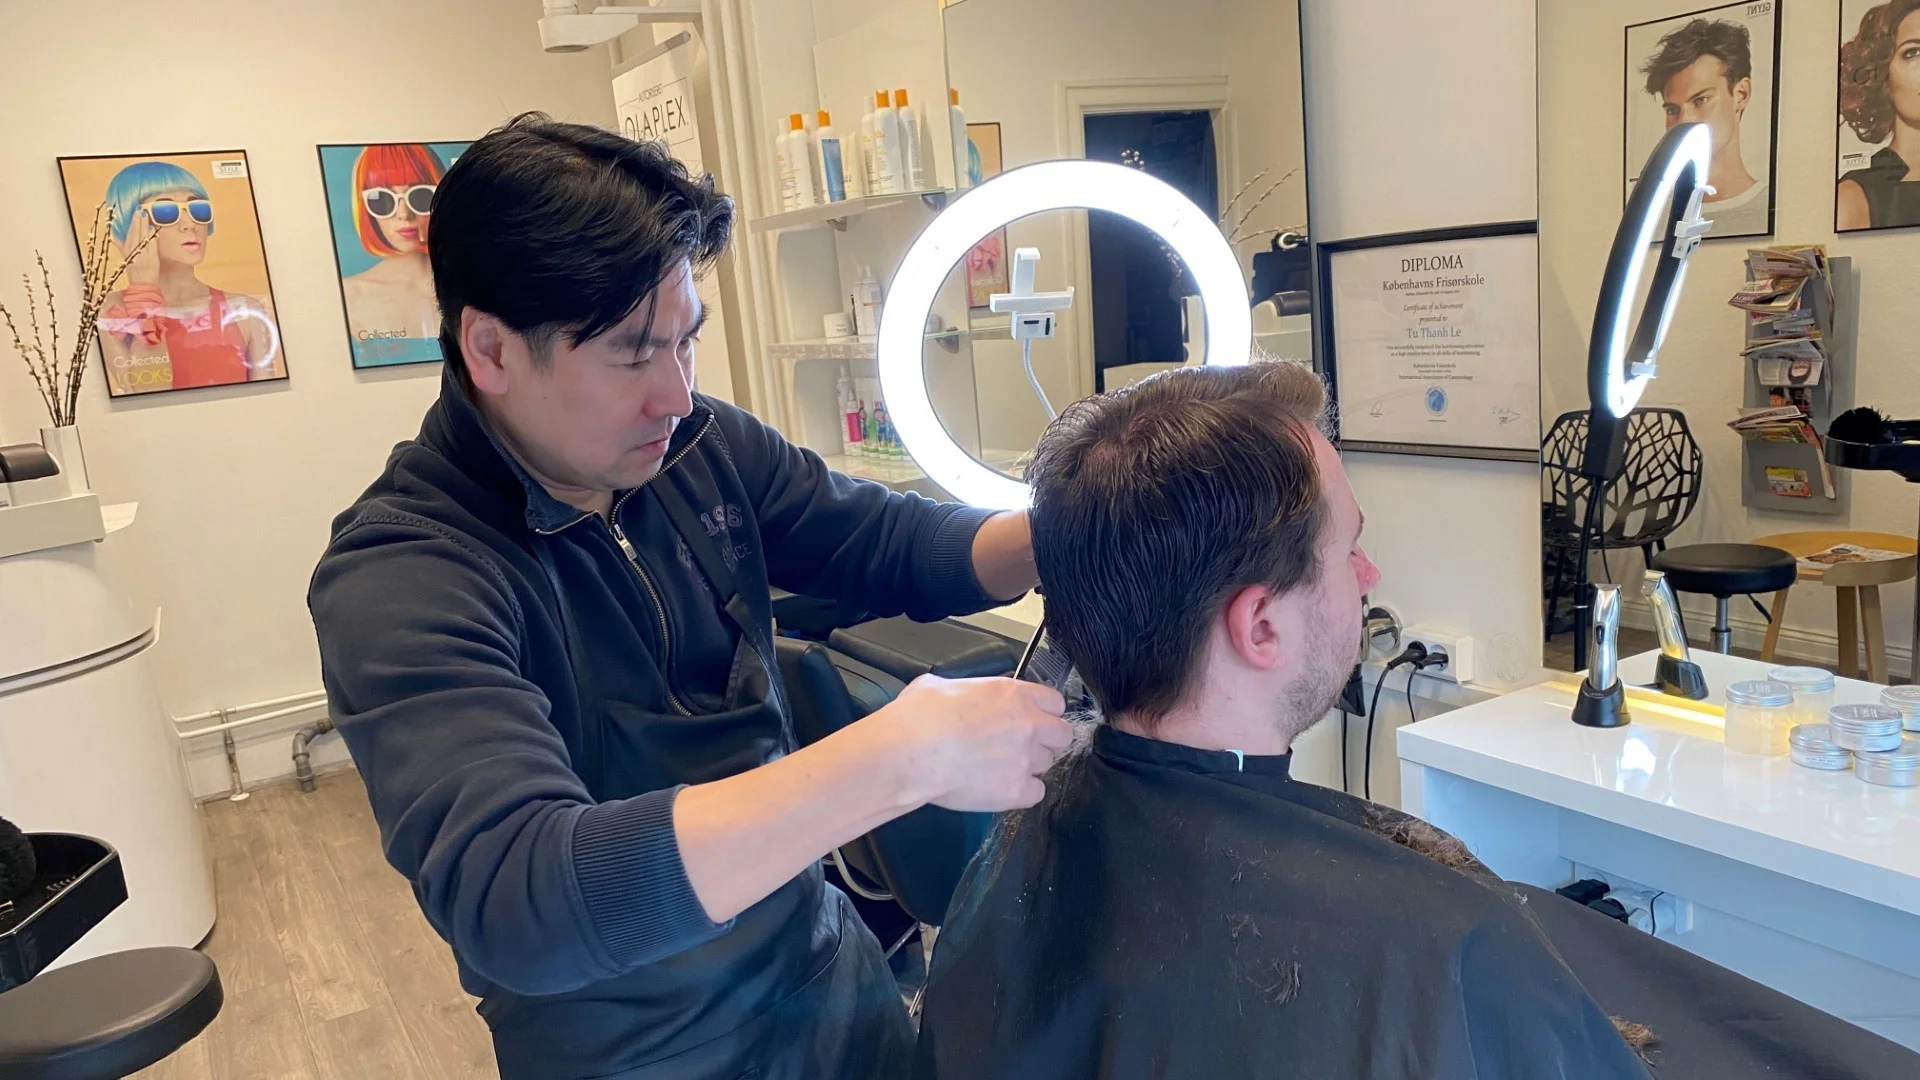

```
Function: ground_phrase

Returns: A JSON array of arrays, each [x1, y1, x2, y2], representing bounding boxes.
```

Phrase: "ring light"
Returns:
[[878, 159, 1252, 510], [1583, 121, 1713, 477], [1570, 120, 1712, 672]]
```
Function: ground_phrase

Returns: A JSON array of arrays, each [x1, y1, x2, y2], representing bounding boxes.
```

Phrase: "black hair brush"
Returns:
[[1829, 406, 1893, 445], [0, 817, 36, 904]]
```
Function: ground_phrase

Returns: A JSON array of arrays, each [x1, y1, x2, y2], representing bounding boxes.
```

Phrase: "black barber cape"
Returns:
[[915, 725, 1920, 1079]]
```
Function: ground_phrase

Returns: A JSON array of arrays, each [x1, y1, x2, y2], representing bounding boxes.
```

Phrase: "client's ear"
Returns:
[[1221, 584, 1286, 671], [461, 308, 514, 396]]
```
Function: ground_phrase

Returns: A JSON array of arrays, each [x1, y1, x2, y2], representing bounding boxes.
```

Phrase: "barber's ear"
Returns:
[[1222, 584, 1286, 670], [461, 308, 513, 396]]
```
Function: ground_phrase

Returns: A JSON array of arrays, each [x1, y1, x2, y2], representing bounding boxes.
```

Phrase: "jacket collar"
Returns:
[[421, 364, 709, 534]]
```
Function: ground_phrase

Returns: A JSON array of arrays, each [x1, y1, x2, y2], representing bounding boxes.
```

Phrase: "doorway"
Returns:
[[1081, 110, 1220, 391]]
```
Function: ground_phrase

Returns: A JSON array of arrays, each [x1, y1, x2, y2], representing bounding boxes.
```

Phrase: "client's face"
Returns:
[[1286, 433, 1380, 720]]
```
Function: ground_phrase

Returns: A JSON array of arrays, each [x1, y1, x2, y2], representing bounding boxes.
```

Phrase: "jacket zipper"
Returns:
[[540, 412, 715, 717], [608, 414, 715, 716]]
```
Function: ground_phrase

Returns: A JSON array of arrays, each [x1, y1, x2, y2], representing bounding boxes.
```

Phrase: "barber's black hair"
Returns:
[[429, 112, 734, 385], [1640, 18, 1752, 97]]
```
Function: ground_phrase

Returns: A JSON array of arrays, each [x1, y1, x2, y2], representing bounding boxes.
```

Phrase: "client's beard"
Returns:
[[1278, 601, 1360, 743]]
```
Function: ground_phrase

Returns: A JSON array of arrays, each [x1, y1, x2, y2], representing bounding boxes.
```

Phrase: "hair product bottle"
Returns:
[[872, 90, 903, 194], [838, 366, 863, 457], [894, 89, 925, 191], [816, 110, 846, 202], [774, 118, 799, 210], [787, 113, 818, 207]]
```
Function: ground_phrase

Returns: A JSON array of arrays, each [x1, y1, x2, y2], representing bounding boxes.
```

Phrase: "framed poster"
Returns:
[[1316, 222, 1540, 462], [57, 150, 288, 397], [1836, 0, 1920, 231], [318, 141, 467, 368], [1625, 1, 1781, 241], [964, 122, 1010, 308]]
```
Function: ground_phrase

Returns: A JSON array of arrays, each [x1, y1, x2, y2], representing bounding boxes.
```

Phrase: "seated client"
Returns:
[[914, 361, 1920, 1079]]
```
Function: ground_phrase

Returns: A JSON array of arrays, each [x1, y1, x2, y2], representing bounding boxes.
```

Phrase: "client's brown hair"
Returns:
[[1025, 361, 1330, 725]]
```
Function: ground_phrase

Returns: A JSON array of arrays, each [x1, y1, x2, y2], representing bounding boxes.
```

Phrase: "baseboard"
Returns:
[[1617, 595, 1911, 676]]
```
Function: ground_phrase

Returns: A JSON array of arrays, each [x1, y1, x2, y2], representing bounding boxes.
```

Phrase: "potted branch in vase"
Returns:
[[1, 204, 159, 494]]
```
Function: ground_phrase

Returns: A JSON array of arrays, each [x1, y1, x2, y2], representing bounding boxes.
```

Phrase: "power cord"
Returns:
[[1023, 339, 1057, 420], [1364, 643, 1428, 801]]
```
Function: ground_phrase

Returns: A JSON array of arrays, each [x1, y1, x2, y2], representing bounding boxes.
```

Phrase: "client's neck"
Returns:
[[1112, 679, 1297, 757]]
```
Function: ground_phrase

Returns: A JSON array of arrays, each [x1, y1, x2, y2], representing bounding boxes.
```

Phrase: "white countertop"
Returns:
[[1398, 649, 1920, 918]]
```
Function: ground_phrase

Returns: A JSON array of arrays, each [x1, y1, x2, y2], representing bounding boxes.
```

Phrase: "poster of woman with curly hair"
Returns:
[[1838, 0, 1920, 230]]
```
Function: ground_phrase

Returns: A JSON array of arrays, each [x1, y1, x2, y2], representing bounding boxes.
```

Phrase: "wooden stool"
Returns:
[[1753, 531, 1919, 684]]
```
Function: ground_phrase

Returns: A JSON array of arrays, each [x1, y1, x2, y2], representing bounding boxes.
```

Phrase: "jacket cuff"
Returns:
[[572, 787, 728, 969], [922, 504, 1002, 616]]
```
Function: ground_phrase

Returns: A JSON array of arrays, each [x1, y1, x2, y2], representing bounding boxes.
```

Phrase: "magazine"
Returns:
[[1797, 543, 1909, 570]]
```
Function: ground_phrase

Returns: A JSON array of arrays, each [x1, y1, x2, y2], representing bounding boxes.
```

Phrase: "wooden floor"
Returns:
[[137, 768, 498, 1079]]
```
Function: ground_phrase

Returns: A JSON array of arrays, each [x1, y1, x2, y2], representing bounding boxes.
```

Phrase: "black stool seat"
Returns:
[[0, 947, 222, 1080], [1653, 543, 1798, 597]]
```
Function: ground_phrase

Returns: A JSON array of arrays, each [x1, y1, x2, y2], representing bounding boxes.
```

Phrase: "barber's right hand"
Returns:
[[874, 675, 1072, 813]]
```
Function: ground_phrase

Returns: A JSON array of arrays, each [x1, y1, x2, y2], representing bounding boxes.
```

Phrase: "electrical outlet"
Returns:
[[1404, 626, 1473, 684]]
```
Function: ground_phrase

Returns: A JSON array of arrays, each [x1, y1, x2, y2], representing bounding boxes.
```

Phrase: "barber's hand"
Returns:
[[874, 675, 1072, 813]]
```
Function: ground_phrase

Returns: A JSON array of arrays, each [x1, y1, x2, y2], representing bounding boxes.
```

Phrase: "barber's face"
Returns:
[[1660, 56, 1749, 164], [467, 260, 702, 498]]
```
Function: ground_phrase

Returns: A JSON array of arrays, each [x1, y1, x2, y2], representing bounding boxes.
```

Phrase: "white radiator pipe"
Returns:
[[174, 694, 327, 740]]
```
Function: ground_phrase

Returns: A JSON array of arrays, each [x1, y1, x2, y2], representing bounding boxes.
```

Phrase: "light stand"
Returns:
[[1570, 122, 1714, 671]]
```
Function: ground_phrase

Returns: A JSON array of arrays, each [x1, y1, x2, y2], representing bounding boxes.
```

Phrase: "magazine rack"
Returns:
[[1740, 255, 1855, 515]]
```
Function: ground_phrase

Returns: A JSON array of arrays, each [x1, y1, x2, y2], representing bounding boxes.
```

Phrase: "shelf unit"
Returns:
[[1739, 255, 1856, 516], [747, 189, 951, 235]]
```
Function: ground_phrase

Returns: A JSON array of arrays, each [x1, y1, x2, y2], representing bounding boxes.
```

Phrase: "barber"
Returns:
[[308, 114, 1071, 1080]]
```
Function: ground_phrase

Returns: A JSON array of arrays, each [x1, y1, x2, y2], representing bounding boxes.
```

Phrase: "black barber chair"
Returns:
[[1652, 543, 1798, 654], [0, 832, 221, 1078], [776, 623, 1013, 926]]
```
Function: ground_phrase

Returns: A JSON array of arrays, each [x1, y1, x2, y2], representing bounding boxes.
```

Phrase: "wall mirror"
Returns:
[[1538, 0, 1914, 687], [919, 0, 1313, 478]]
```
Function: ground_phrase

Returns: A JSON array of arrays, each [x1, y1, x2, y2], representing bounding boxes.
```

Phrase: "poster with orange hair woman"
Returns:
[[318, 141, 468, 367]]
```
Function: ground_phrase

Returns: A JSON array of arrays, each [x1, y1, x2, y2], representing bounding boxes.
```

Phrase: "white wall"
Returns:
[[0, 0, 618, 795], [1301, 0, 1544, 806], [1541, 0, 1920, 671]]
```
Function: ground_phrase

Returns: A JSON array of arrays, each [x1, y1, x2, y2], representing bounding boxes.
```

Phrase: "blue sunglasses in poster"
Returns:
[[144, 199, 214, 227]]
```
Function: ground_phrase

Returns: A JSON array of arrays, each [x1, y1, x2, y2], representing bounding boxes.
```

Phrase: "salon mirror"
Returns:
[[1538, 1, 1895, 686], [916, 0, 1312, 474]]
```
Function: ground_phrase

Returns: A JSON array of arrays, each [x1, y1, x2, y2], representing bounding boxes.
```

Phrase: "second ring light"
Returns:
[[876, 159, 1253, 510]]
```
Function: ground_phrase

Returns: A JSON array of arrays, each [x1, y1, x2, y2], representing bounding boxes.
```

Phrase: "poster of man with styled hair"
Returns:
[[1625, 2, 1782, 241], [1837, 0, 1920, 230]]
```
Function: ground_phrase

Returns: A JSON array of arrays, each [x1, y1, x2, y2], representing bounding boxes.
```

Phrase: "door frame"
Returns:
[[1056, 76, 1235, 401]]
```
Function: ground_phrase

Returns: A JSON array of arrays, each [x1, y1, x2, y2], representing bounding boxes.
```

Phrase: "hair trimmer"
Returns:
[[1572, 583, 1631, 728], [1643, 570, 1708, 700]]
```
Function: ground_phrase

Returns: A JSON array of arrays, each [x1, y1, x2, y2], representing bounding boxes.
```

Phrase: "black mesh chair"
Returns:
[[1542, 408, 1703, 637]]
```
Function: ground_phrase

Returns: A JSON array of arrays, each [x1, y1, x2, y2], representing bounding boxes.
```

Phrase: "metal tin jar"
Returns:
[[1769, 666, 1836, 731], [1879, 685, 1920, 733], [1724, 681, 1794, 756], [1854, 736, 1920, 788], [1827, 704, 1906, 753], [1788, 723, 1853, 771]]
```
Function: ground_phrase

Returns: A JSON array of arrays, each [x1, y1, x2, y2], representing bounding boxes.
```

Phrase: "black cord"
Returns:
[[1365, 645, 1428, 801], [1405, 671, 1421, 730], [1649, 891, 1665, 937], [1340, 710, 1350, 793], [1600, 545, 1614, 585]]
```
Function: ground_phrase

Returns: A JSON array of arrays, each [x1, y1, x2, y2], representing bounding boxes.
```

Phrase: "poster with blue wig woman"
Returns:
[[318, 141, 468, 367], [57, 150, 287, 396]]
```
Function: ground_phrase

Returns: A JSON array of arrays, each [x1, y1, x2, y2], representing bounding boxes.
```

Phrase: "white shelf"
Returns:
[[770, 320, 1021, 364], [747, 189, 950, 235]]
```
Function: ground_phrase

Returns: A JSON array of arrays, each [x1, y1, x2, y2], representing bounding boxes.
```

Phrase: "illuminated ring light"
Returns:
[[1588, 122, 1713, 420], [878, 159, 1252, 510]]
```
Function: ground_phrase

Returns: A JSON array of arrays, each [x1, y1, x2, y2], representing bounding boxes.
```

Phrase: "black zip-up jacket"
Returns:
[[308, 369, 997, 1024]]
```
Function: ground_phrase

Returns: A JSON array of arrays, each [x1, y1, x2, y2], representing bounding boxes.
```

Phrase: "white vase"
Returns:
[[39, 425, 91, 495]]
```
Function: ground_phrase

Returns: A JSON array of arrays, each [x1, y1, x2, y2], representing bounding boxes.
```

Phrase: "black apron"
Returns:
[[495, 473, 913, 1080]]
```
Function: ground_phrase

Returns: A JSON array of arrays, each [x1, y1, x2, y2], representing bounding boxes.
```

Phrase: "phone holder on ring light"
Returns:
[[877, 159, 1253, 511]]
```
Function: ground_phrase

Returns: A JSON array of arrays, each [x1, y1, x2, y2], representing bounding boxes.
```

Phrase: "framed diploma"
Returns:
[[1316, 222, 1540, 462]]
